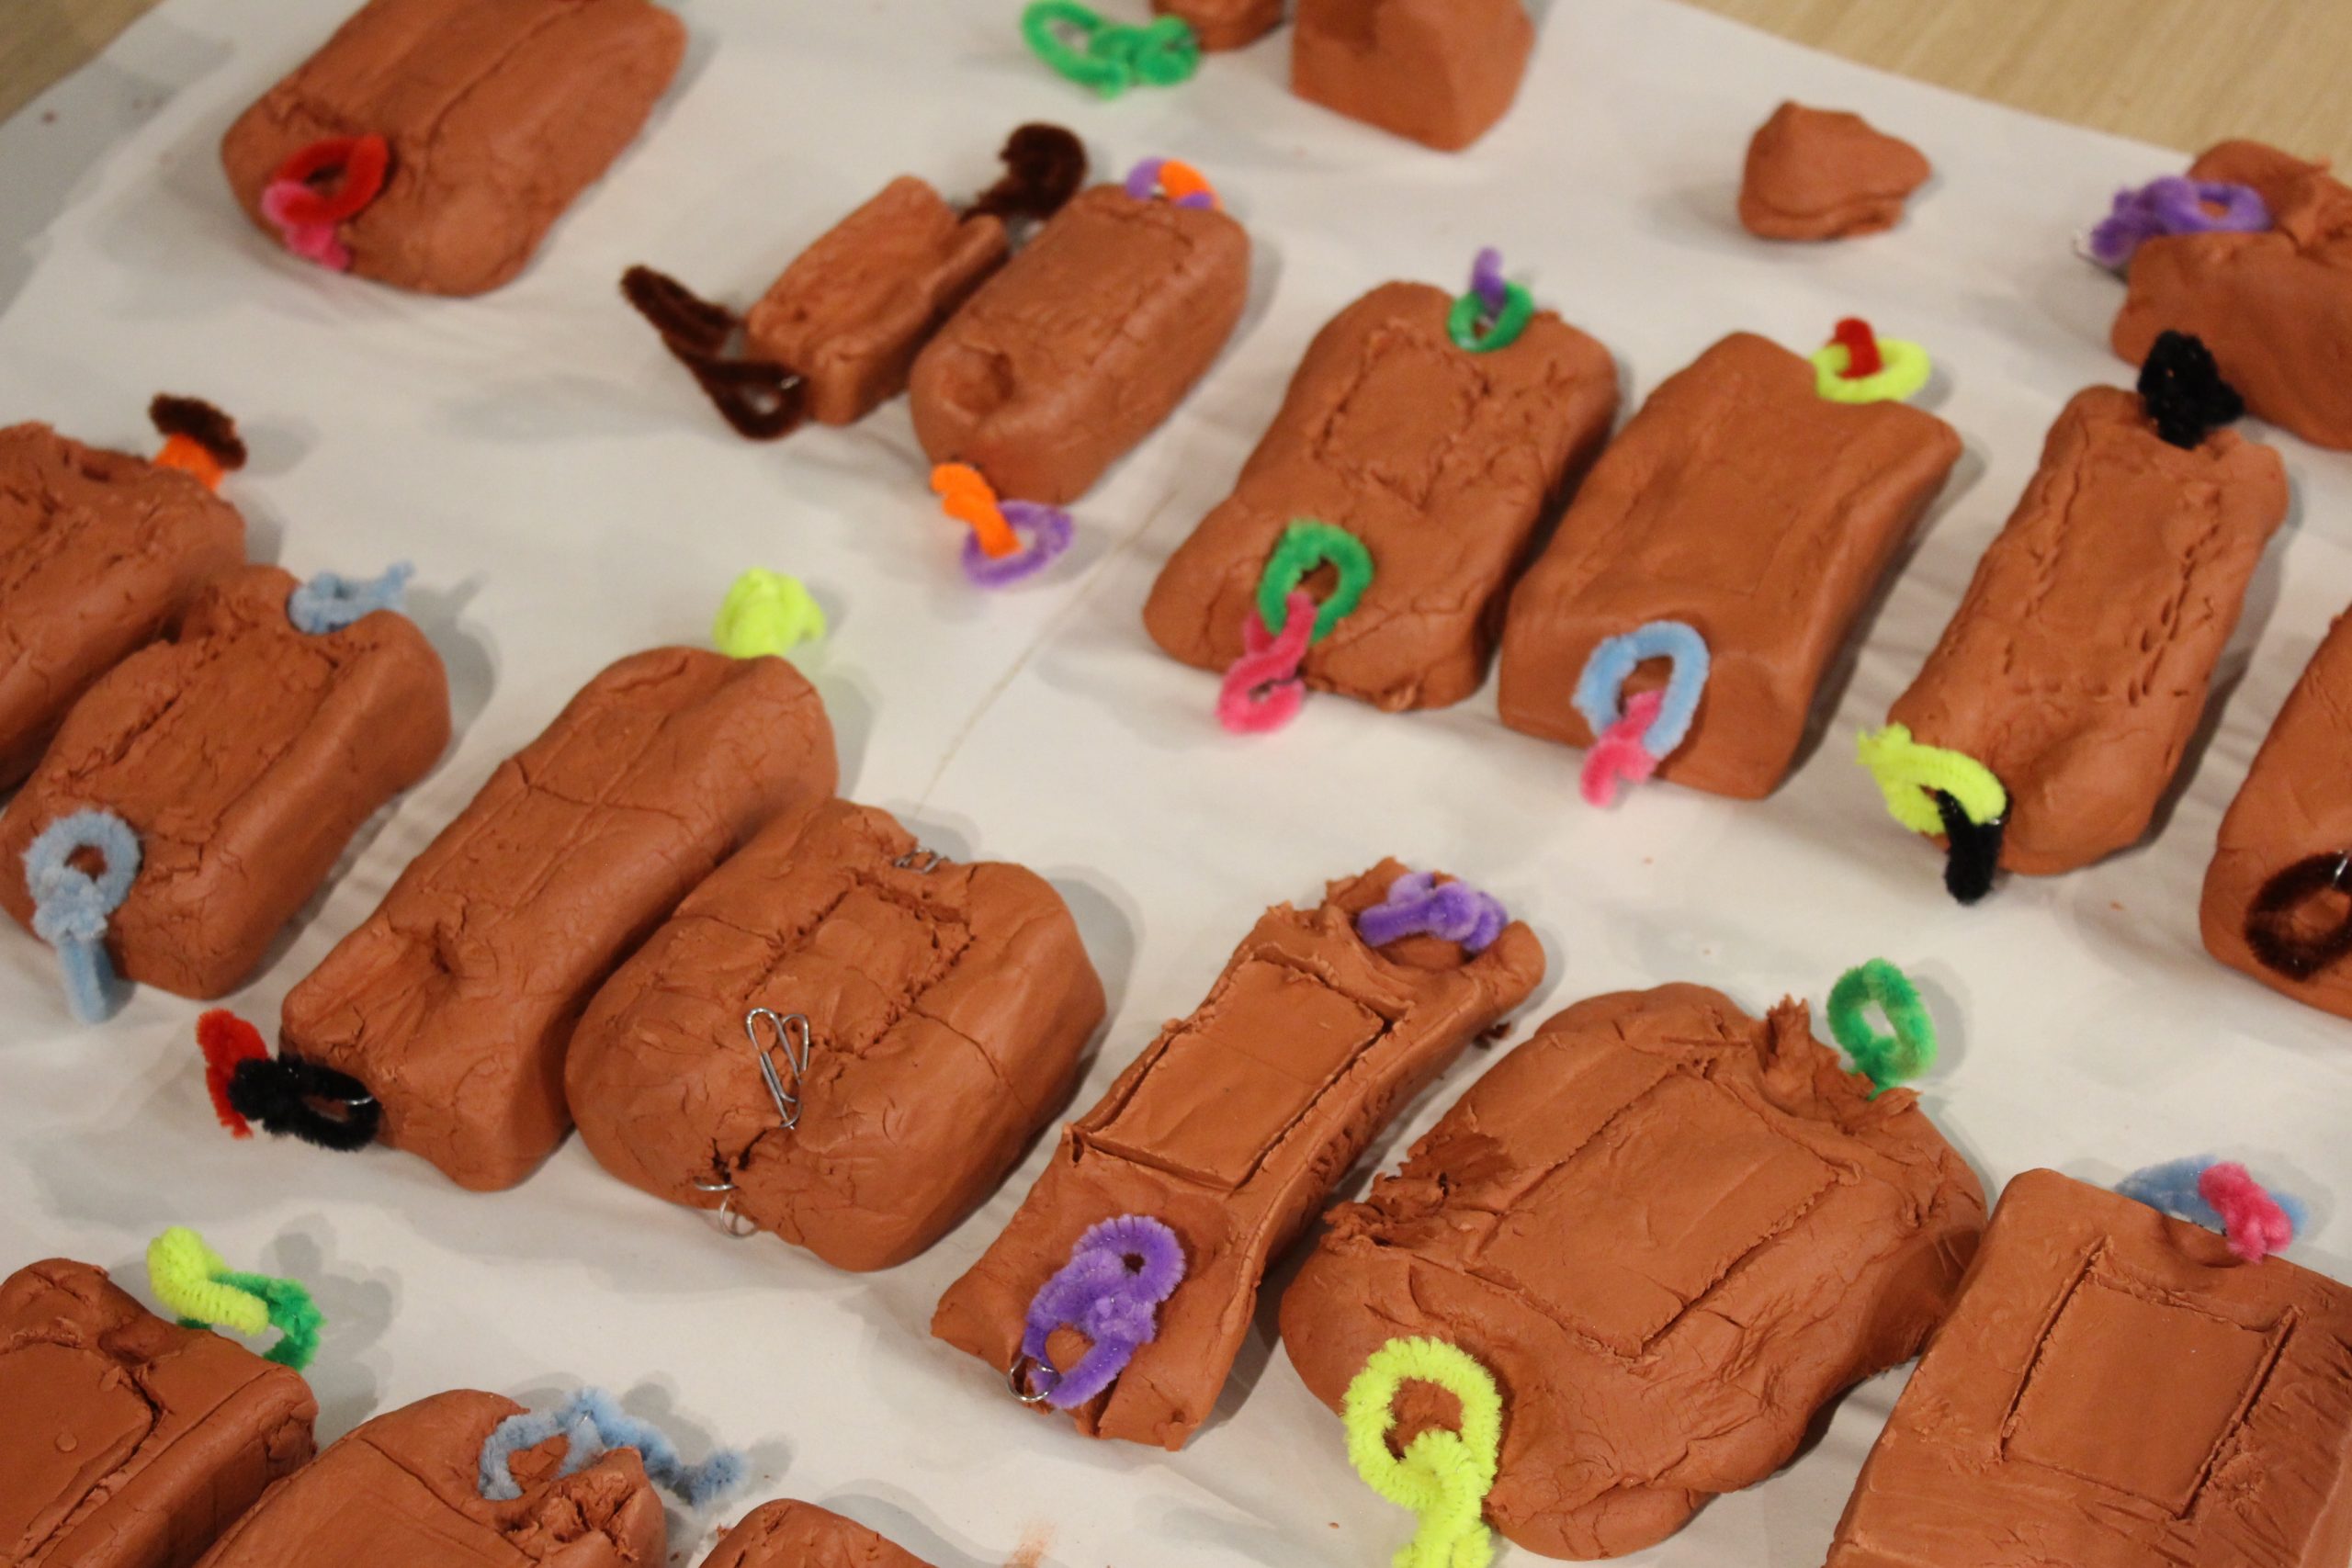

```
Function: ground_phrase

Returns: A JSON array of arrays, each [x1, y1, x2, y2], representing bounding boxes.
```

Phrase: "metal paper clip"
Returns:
[[690, 1178, 759, 1238], [1006, 1352, 1054, 1405], [746, 1008, 812, 1130], [894, 848, 945, 873]]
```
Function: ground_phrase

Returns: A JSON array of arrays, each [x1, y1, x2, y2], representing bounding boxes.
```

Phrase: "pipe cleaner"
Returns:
[[287, 562, 413, 635], [147, 1226, 323, 1371], [1810, 318, 1931, 404], [713, 570, 825, 658], [198, 1010, 382, 1151], [2118, 1156, 2307, 1263], [2138, 330, 2245, 448], [931, 464, 1071, 585], [260, 134, 390, 271], [1343, 1337, 1503, 1568], [1447, 249, 1532, 354], [1123, 156, 1219, 210], [149, 395, 245, 491], [1572, 620, 1708, 806], [1014, 1214, 1186, 1409], [2245, 852, 2352, 981], [1256, 521, 1374, 645], [2086, 176, 2269, 270], [1021, 2, 1199, 99], [1856, 724, 2008, 904], [1825, 959, 1937, 1093], [1218, 589, 1317, 734], [24, 809, 141, 1023], [478, 1388, 746, 1507], [1357, 871, 1508, 955]]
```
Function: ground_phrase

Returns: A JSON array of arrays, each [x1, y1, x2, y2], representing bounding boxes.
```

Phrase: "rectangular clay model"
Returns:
[[280, 647, 838, 1191], [2202, 608, 2352, 1021], [1282, 984, 1985, 1560], [932, 861, 1544, 1450], [2113, 141, 2352, 450], [567, 799, 1106, 1271], [0, 423, 243, 789], [700, 1501, 934, 1568], [1824, 1168, 2352, 1568], [0, 564, 449, 1002], [1499, 332, 1962, 798], [219, 0, 685, 296], [2, 1258, 316, 1568], [742, 176, 1012, 428], [909, 183, 1250, 505], [1883, 386, 2287, 874], [189, 1391, 662, 1568], [1142, 281, 1620, 711], [1154, 0, 1283, 50], [1292, 0, 1534, 152]]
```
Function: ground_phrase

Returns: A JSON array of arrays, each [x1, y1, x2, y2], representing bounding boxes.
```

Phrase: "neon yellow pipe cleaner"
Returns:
[[1810, 338, 1932, 404], [1343, 1337, 1503, 1568], [714, 570, 825, 660], [147, 1226, 323, 1371], [1856, 723, 2007, 836]]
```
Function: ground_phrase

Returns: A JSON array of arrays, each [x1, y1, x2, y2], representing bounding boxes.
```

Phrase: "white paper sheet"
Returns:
[[3, 2, 2348, 1563]]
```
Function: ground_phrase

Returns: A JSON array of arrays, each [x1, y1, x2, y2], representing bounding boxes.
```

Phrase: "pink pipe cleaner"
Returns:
[[1217, 589, 1315, 734], [2199, 1162, 2298, 1263], [260, 182, 353, 271], [1580, 688, 1665, 807]]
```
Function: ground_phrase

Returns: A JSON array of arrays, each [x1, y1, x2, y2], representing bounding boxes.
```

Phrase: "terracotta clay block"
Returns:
[[219, 0, 684, 297], [1281, 984, 1984, 1560], [742, 178, 1009, 428], [1, 1258, 315, 1568], [1292, 0, 1533, 153], [280, 647, 837, 1191], [699, 1501, 934, 1568], [1153, 0, 1283, 51], [2113, 141, 2352, 450], [1141, 282, 1620, 711], [1738, 103, 1931, 241], [2202, 608, 2352, 1021], [1826, 1168, 2352, 1568], [568, 800, 1105, 1271], [908, 185, 1250, 505], [0, 565, 449, 1000], [0, 423, 244, 790], [190, 1390, 664, 1568], [1888, 387, 2286, 874], [932, 862, 1544, 1450], [1498, 333, 1962, 798]]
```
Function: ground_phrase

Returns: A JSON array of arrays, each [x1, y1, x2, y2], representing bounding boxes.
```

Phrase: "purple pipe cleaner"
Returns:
[[2087, 176, 2269, 268], [1469, 247, 1508, 315], [1355, 870, 1508, 954], [962, 501, 1072, 587], [1016, 1214, 1186, 1410], [1122, 157, 1214, 210]]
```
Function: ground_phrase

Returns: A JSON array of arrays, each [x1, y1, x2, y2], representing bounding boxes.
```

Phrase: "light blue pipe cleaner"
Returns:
[[287, 561, 413, 635], [24, 809, 141, 1023], [1572, 619, 1710, 758], [477, 1388, 745, 1508], [2117, 1155, 2311, 1236]]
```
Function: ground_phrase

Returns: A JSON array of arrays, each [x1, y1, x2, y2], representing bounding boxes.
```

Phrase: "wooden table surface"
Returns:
[[4, 0, 2350, 164]]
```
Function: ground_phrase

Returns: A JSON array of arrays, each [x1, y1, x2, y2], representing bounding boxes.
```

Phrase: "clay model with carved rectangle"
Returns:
[[567, 799, 1105, 1271], [1280, 983, 1985, 1559], [1823, 1168, 2352, 1568], [1, 1258, 316, 1568], [932, 862, 1544, 1450]]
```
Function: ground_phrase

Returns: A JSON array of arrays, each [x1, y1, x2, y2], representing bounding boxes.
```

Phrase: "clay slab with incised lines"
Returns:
[[1825, 1168, 2352, 1568], [1280, 985, 1985, 1560]]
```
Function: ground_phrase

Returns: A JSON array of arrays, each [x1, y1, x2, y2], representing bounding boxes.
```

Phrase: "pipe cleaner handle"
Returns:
[[288, 562, 413, 635], [1855, 725, 2009, 904], [1256, 521, 1374, 645], [24, 809, 141, 1024], [1825, 959, 1937, 1093], [1810, 318, 1932, 405], [147, 1226, 323, 1371], [1572, 621, 1708, 805], [2118, 1156, 2306, 1264], [1217, 589, 1317, 734], [478, 1388, 746, 1508], [1021, 1, 1199, 99], [1015, 1215, 1187, 1409], [1355, 871, 1508, 955], [1344, 1338, 1503, 1568], [713, 570, 825, 658]]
